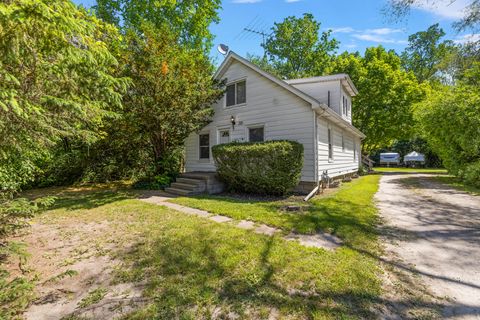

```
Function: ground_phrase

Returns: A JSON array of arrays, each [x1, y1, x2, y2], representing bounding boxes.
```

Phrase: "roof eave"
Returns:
[[313, 104, 366, 139]]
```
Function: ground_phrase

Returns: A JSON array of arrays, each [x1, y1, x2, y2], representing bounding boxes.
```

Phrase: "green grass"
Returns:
[[16, 177, 383, 319], [432, 176, 480, 195], [373, 167, 447, 174], [78, 287, 108, 308], [170, 175, 381, 251]]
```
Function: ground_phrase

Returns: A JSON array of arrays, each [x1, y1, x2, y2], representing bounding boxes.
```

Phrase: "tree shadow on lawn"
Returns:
[[48, 190, 135, 211], [182, 194, 378, 248], [114, 224, 380, 319]]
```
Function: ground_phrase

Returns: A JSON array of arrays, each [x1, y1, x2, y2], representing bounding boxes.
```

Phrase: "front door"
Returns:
[[219, 129, 230, 144]]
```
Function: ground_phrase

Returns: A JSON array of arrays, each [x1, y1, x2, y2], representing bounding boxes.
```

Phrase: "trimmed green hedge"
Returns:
[[212, 140, 304, 195]]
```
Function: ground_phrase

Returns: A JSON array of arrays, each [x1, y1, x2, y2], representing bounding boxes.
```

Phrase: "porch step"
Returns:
[[165, 172, 224, 196], [175, 177, 206, 185], [170, 182, 202, 191], [164, 187, 201, 196]]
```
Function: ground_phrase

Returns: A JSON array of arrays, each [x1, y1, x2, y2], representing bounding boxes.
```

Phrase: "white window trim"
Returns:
[[198, 131, 211, 162], [224, 77, 247, 109], [245, 123, 265, 142]]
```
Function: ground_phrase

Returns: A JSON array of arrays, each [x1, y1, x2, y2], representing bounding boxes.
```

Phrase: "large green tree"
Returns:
[[0, 1, 128, 314], [331, 47, 426, 152], [119, 24, 224, 175], [0, 0, 128, 192], [415, 64, 480, 186], [262, 13, 338, 79], [94, 0, 221, 49], [401, 23, 456, 83]]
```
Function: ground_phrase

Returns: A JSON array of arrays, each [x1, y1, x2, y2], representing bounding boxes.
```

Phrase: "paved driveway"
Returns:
[[376, 173, 480, 319]]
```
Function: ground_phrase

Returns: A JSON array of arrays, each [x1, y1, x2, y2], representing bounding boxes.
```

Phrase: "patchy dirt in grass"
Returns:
[[6, 219, 147, 319], [375, 173, 480, 319]]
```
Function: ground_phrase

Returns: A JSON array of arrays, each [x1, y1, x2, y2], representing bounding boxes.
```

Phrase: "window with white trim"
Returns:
[[226, 80, 246, 107], [248, 126, 264, 142], [199, 133, 210, 159], [328, 128, 333, 160]]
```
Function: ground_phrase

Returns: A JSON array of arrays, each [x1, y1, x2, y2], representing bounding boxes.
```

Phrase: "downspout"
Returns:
[[305, 105, 323, 202]]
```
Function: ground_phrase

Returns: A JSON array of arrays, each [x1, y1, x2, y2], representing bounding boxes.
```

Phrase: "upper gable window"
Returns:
[[226, 80, 246, 107]]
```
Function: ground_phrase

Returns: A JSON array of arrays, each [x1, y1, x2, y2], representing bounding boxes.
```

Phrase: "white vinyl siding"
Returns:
[[185, 60, 316, 181], [317, 117, 360, 177]]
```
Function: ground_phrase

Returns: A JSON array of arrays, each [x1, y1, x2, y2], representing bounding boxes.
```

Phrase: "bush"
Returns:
[[132, 174, 174, 190], [458, 161, 480, 188], [212, 140, 304, 195]]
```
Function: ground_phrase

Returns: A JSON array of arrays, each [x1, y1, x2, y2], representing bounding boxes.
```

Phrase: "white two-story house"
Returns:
[[174, 51, 365, 195]]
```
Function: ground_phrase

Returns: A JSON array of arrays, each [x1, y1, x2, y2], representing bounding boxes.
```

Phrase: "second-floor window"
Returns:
[[226, 80, 246, 107]]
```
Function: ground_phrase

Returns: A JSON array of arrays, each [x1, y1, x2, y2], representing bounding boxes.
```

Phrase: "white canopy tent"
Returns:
[[404, 151, 425, 163]]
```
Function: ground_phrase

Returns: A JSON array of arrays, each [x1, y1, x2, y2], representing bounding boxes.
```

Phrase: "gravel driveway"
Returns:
[[376, 173, 480, 319]]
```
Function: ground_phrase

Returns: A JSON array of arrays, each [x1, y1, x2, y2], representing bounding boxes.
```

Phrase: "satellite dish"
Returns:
[[217, 43, 229, 55]]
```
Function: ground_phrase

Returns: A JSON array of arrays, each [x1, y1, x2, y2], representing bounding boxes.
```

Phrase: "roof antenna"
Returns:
[[217, 43, 229, 56]]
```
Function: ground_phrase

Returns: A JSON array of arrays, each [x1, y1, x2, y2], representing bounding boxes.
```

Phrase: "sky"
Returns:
[[73, 0, 479, 64]]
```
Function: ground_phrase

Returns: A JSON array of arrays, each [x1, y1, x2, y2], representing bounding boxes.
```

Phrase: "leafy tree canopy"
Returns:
[[119, 23, 225, 174], [94, 0, 222, 50], [331, 46, 426, 152], [0, 0, 129, 193], [414, 68, 480, 186], [401, 23, 457, 83], [262, 13, 338, 79]]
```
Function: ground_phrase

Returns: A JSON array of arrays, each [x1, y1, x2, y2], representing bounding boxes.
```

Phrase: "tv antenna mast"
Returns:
[[235, 16, 271, 59]]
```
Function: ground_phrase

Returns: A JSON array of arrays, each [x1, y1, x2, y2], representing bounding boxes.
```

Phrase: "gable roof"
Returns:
[[215, 52, 321, 108], [214, 51, 365, 139], [285, 74, 358, 96]]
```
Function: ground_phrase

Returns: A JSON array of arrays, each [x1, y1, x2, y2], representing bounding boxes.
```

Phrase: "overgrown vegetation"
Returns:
[[414, 69, 480, 187], [212, 141, 304, 195]]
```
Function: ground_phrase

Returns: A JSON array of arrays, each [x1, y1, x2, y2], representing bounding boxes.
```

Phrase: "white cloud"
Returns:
[[454, 33, 480, 44], [365, 28, 403, 35], [329, 27, 356, 33], [353, 34, 399, 43], [285, 0, 301, 3], [232, 0, 262, 3], [328, 26, 407, 45], [412, 0, 469, 20]]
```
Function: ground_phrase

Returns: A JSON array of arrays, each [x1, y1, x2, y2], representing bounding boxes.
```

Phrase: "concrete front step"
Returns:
[[180, 172, 218, 180], [165, 171, 224, 196], [164, 187, 201, 196], [175, 177, 206, 185], [170, 182, 202, 191]]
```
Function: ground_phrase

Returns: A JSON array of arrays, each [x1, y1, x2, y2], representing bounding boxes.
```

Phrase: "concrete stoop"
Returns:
[[165, 172, 224, 196]]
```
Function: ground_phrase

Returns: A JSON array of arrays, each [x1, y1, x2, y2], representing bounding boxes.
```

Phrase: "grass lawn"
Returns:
[[3, 175, 383, 319], [170, 175, 381, 251], [373, 167, 447, 174]]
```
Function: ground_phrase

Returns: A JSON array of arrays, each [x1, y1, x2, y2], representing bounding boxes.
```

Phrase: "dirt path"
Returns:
[[376, 173, 480, 319]]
